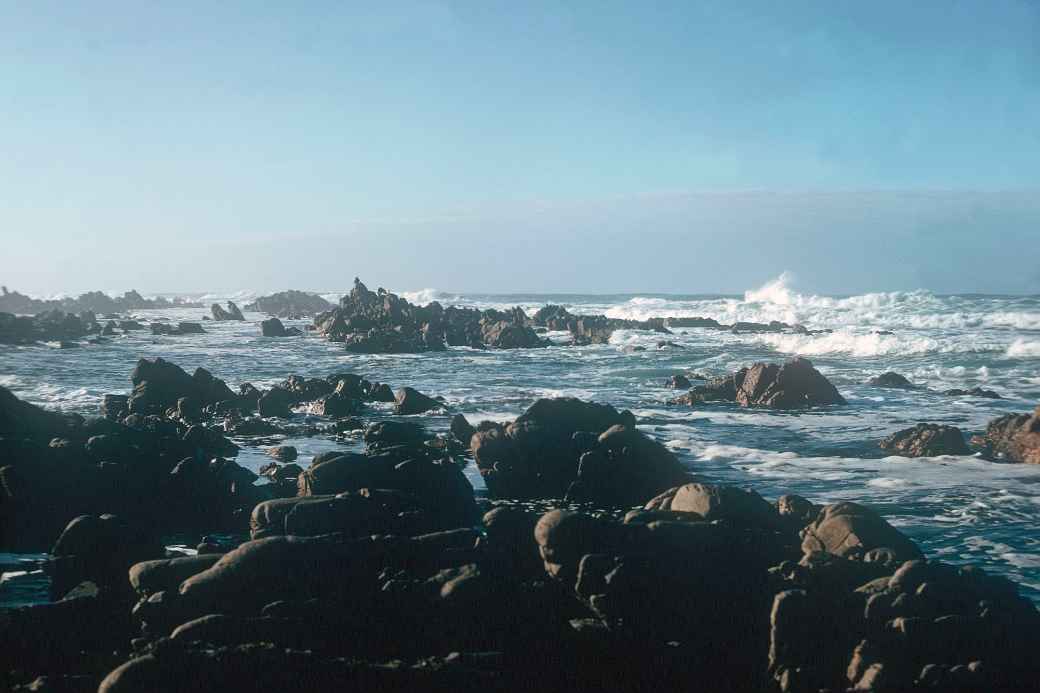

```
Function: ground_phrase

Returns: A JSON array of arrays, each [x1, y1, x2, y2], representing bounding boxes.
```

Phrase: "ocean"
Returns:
[[2, 275, 1039, 605]]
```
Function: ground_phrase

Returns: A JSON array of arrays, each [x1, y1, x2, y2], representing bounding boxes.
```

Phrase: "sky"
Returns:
[[1, 1, 1038, 295]]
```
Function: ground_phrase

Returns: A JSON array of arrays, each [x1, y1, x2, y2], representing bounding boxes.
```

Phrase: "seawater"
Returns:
[[1, 275, 1038, 605]]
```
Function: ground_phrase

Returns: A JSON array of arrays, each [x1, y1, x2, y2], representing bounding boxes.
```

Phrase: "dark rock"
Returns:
[[943, 387, 1002, 399], [395, 387, 442, 415], [671, 357, 846, 409], [868, 371, 917, 389], [364, 421, 428, 447], [471, 397, 686, 503], [977, 405, 1040, 464], [210, 302, 245, 321], [245, 290, 332, 318], [368, 383, 395, 402], [266, 446, 297, 463], [260, 318, 296, 337], [665, 374, 691, 389], [566, 425, 690, 507], [449, 414, 475, 446], [664, 316, 723, 328], [257, 388, 294, 418], [880, 423, 970, 457], [128, 555, 222, 596]]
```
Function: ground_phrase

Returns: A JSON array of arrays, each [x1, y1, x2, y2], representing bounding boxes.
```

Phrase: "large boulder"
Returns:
[[260, 318, 301, 337], [394, 387, 442, 415], [127, 359, 238, 416], [879, 423, 970, 457], [978, 405, 1040, 464], [471, 398, 684, 505], [800, 502, 923, 562], [672, 357, 846, 409], [565, 425, 689, 507]]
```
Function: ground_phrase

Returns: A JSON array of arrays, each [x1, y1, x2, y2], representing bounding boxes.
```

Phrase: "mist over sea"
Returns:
[[2, 274, 1039, 605]]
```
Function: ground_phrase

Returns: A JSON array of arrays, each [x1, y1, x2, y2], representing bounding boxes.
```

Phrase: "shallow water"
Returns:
[[2, 276, 1039, 604]]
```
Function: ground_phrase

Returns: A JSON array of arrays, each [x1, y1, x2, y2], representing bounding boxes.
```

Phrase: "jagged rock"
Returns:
[[880, 423, 970, 457], [449, 414, 475, 446], [210, 302, 245, 321]]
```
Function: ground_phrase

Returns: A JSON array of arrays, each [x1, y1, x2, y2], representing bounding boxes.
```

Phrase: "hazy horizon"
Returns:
[[3, 2, 1039, 295]]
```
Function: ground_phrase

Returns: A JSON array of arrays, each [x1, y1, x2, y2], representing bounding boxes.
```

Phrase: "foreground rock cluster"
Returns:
[[3, 358, 1040, 691], [4, 470, 1039, 691]]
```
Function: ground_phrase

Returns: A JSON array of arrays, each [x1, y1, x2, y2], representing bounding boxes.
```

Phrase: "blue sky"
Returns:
[[1, 1, 1038, 294]]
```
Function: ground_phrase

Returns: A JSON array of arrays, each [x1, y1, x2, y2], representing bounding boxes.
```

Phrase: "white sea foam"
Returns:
[[1006, 338, 1040, 359], [600, 273, 1040, 334], [397, 288, 457, 306]]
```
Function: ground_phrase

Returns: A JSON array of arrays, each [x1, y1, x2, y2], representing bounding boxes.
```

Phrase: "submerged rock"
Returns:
[[868, 372, 918, 389], [943, 386, 1002, 399]]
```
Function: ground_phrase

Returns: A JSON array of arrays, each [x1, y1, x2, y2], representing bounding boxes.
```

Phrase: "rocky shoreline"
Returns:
[[1, 353, 1039, 692]]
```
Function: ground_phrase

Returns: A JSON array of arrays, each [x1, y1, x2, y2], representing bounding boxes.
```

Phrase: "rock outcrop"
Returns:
[[977, 405, 1040, 464], [259, 318, 302, 337], [210, 302, 245, 321], [470, 397, 688, 503], [879, 423, 970, 457], [315, 279, 547, 353], [671, 357, 847, 409]]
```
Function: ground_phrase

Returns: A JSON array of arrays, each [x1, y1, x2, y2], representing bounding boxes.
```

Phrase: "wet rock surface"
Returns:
[[671, 357, 847, 409], [880, 423, 971, 457], [978, 406, 1040, 464]]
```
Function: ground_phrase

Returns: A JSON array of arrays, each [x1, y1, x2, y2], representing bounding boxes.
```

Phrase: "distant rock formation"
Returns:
[[0, 286, 201, 315], [314, 278, 548, 353], [245, 290, 332, 318], [0, 310, 97, 344]]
